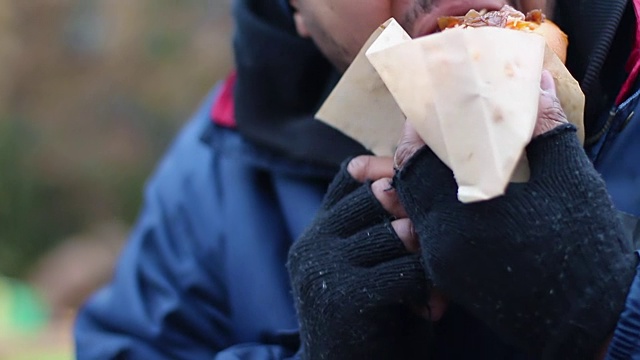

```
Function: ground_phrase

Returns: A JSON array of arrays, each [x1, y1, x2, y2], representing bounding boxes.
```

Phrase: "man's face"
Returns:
[[290, 0, 550, 72]]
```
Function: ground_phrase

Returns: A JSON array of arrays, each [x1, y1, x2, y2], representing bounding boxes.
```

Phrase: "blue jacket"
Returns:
[[588, 84, 640, 360], [74, 86, 330, 359]]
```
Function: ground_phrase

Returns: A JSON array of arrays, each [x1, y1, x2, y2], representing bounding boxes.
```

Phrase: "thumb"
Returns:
[[394, 121, 426, 171], [533, 70, 568, 137]]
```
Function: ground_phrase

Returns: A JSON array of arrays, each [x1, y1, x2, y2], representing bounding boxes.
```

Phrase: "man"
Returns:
[[75, 0, 639, 359]]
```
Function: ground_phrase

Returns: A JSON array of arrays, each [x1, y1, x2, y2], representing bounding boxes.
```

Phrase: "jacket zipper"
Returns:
[[585, 107, 617, 147]]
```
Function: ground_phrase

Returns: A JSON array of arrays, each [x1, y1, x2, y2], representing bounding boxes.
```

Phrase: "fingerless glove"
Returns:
[[288, 160, 431, 360], [394, 125, 638, 359]]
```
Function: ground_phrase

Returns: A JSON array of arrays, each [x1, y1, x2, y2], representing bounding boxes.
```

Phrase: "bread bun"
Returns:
[[533, 20, 568, 63]]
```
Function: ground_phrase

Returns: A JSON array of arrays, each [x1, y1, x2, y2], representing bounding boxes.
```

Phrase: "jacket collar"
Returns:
[[231, 0, 367, 168]]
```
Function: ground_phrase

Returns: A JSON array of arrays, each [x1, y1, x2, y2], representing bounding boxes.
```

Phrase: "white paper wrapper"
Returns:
[[315, 18, 584, 203], [367, 23, 545, 202]]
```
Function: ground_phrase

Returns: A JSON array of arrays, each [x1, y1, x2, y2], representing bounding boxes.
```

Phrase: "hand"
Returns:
[[392, 73, 638, 358], [287, 156, 432, 359]]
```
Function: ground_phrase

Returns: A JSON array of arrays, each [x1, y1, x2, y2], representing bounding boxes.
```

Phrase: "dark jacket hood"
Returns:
[[232, 0, 368, 168]]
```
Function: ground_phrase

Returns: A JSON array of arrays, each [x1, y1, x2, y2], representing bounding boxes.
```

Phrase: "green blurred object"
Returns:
[[0, 277, 72, 360], [0, 276, 48, 335], [0, 348, 71, 360]]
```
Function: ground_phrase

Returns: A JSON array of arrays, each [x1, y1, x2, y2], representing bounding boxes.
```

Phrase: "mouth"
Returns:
[[411, 0, 509, 38]]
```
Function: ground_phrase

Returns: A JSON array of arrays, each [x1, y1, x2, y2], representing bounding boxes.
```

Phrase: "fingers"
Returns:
[[415, 289, 450, 322], [322, 155, 396, 211], [342, 222, 414, 266], [323, 157, 414, 240], [371, 178, 407, 219], [360, 254, 430, 306], [533, 70, 569, 138], [335, 214, 418, 264], [371, 178, 418, 253], [392, 218, 420, 253], [318, 184, 389, 237], [347, 155, 394, 183], [393, 122, 426, 171], [322, 158, 367, 209]]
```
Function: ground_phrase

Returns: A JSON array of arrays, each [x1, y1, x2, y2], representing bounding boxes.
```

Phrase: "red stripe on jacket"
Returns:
[[616, 0, 640, 105], [211, 71, 237, 128]]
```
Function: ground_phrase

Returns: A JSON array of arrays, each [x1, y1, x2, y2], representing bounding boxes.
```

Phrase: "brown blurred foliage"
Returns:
[[0, 0, 233, 278]]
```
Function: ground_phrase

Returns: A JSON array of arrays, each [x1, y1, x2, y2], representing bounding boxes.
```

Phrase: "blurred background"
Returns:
[[0, 1, 233, 358]]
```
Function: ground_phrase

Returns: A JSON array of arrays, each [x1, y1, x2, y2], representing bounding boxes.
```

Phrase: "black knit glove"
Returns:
[[287, 160, 431, 360], [394, 124, 638, 359]]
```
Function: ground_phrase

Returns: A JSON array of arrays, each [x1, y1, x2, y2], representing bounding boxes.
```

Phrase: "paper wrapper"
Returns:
[[316, 18, 585, 203], [315, 19, 408, 157]]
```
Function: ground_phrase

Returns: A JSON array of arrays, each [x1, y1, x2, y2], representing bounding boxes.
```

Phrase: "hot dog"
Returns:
[[438, 6, 568, 63]]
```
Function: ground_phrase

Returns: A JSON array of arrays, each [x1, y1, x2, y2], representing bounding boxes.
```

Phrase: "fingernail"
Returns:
[[540, 70, 557, 96]]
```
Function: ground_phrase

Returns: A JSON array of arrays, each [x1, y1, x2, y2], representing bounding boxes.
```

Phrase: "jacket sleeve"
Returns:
[[213, 345, 299, 360], [605, 214, 640, 360], [73, 87, 297, 360], [605, 262, 640, 359]]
